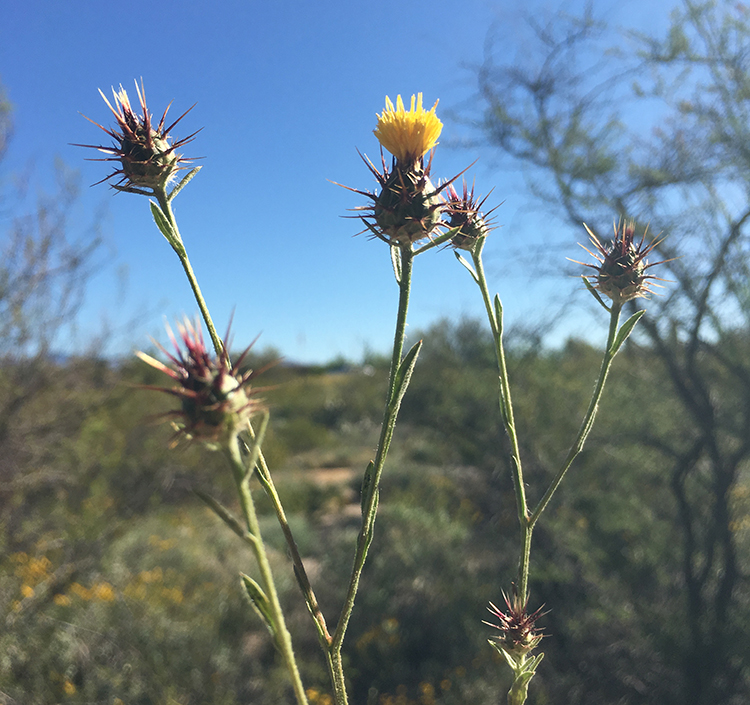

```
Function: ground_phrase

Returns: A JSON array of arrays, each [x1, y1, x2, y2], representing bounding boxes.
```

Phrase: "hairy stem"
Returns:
[[329, 244, 415, 704], [155, 190, 223, 355], [226, 434, 308, 705], [529, 301, 622, 526], [247, 427, 332, 647], [471, 241, 532, 599]]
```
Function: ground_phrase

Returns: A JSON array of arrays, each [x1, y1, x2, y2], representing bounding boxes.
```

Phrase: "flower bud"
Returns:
[[373, 163, 443, 245], [76, 79, 197, 194], [577, 220, 666, 304], [443, 182, 496, 250], [137, 318, 262, 447], [484, 589, 546, 661]]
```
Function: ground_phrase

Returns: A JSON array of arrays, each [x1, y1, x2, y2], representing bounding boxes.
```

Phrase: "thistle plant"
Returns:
[[447, 189, 668, 701], [79, 81, 668, 705]]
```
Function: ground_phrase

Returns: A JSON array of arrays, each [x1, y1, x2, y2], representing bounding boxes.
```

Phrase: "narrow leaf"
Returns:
[[611, 309, 645, 355], [193, 489, 254, 545], [413, 226, 459, 255], [494, 295, 504, 338], [489, 639, 519, 670], [360, 460, 375, 514], [240, 574, 277, 638], [583, 276, 611, 312], [167, 166, 201, 202], [454, 252, 479, 282], [243, 411, 270, 479], [390, 340, 423, 411], [526, 652, 545, 672], [390, 245, 402, 284], [149, 201, 180, 250]]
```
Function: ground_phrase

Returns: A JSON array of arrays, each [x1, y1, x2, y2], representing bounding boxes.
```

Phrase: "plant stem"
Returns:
[[226, 433, 308, 705], [529, 301, 622, 526], [248, 431, 332, 646], [471, 242, 532, 599], [150, 185, 309, 701], [329, 244, 415, 704], [155, 190, 223, 355]]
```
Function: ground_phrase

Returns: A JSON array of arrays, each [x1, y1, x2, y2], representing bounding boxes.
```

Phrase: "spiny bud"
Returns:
[[576, 220, 667, 304], [370, 160, 443, 245], [443, 181, 497, 250], [339, 93, 469, 247], [76, 79, 198, 194], [137, 317, 263, 448], [484, 588, 546, 661]]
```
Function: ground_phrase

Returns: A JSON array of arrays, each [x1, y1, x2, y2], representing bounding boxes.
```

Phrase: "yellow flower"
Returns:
[[374, 93, 442, 164], [92, 582, 116, 601]]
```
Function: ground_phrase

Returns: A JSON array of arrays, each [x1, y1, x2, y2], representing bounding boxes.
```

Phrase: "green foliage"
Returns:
[[1, 319, 749, 703]]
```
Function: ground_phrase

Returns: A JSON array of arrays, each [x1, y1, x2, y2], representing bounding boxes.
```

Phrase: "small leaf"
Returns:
[[240, 574, 277, 638], [361, 489, 379, 553], [193, 489, 253, 545], [454, 252, 479, 282], [525, 652, 544, 672], [167, 166, 201, 202], [494, 295, 504, 337], [149, 201, 181, 251], [583, 276, 611, 312], [488, 639, 518, 670], [413, 226, 460, 255], [360, 460, 375, 514], [390, 245, 402, 284], [515, 669, 535, 688], [611, 309, 645, 355], [243, 411, 270, 479], [390, 340, 422, 411]]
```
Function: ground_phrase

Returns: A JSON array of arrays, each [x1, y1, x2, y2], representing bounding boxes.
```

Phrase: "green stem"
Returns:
[[329, 245, 415, 704], [155, 190, 223, 356], [247, 429, 332, 647], [529, 301, 622, 527], [150, 185, 308, 701], [226, 434, 308, 705], [471, 242, 532, 599]]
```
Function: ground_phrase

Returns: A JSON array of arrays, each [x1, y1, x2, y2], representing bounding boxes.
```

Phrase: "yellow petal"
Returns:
[[374, 92, 443, 164]]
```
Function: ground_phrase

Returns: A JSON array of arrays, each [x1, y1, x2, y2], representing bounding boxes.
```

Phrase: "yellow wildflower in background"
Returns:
[[374, 94, 442, 164], [92, 582, 116, 601]]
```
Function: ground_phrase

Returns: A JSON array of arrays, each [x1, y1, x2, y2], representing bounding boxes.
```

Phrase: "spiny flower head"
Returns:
[[443, 181, 498, 250], [359, 151, 445, 246], [484, 589, 546, 660], [137, 317, 262, 447], [577, 220, 666, 304], [374, 93, 442, 167], [338, 93, 463, 246], [76, 79, 198, 194]]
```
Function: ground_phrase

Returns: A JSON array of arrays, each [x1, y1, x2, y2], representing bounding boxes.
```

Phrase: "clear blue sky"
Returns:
[[1, 0, 668, 362]]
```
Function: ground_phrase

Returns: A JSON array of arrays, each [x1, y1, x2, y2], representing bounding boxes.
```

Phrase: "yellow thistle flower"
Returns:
[[374, 93, 442, 165]]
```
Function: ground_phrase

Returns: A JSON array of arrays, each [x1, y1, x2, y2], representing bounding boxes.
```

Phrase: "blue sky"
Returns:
[[1, 0, 668, 362]]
